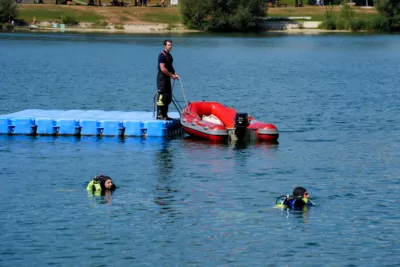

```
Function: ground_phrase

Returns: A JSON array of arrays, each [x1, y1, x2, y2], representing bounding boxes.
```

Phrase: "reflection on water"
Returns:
[[154, 141, 178, 217], [0, 32, 400, 266], [183, 136, 279, 151], [87, 191, 114, 206]]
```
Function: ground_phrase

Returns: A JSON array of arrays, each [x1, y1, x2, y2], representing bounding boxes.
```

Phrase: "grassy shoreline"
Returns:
[[11, 4, 379, 33], [17, 4, 378, 23]]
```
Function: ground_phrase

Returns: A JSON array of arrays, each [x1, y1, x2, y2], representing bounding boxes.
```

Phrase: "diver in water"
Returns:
[[275, 187, 314, 209], [87, 175, 116, 196]]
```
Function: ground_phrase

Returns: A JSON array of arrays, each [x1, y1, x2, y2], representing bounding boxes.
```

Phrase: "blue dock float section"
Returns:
[[0, 110, 183, 137]]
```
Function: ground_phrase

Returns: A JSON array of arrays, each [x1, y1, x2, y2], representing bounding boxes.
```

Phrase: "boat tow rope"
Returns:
[[171, 77, 189, 116], [173, 78, 188, 106], [177, 78, 188, 108]]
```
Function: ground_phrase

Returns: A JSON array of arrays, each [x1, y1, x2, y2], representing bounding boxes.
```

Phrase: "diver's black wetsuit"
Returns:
[[156, 50, 175, 119]]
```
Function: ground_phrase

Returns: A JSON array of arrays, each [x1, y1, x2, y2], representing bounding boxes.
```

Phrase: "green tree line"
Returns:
[[181, 0, 400, 32], [375, 0, 400, 30], [0, 0, 17, 23], [180, 0, 266, 31]]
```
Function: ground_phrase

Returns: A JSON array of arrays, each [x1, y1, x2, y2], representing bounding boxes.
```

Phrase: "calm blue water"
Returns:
[[1, 32, 400, 266]]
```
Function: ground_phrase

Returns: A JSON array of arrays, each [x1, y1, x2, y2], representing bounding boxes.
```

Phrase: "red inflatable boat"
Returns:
[[180, 101, 279, 142]]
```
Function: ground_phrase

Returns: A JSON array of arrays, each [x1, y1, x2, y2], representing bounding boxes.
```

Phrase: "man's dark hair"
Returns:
[[163, 39, 172, 46]]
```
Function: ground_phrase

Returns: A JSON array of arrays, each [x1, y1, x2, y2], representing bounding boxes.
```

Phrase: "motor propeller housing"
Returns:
[[234, 112, 249, 139]]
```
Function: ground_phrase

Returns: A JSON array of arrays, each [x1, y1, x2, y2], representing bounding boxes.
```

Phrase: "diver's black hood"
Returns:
[[293, 187, 307, 198]]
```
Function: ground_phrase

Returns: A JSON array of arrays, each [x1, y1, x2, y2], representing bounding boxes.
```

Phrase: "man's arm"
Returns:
[[160, 63, 179, 80], [159, 62, 173, 77]]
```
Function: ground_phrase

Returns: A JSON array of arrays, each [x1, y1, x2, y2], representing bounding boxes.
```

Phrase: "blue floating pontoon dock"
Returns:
[[0, 110, 183, 138]]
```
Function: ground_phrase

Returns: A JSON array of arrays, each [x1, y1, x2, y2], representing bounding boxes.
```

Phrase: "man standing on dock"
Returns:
[[156, 40, 179, 120]]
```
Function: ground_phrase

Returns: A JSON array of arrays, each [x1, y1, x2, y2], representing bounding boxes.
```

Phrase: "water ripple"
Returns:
[[0, 32, 400, 266]]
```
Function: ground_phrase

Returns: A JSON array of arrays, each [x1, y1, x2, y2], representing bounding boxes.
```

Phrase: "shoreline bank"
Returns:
[[3, 21, 348, 35]]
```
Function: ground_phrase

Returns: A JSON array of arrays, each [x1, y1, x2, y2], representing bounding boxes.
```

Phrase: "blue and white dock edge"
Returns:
[[0, 110, 182, 137]]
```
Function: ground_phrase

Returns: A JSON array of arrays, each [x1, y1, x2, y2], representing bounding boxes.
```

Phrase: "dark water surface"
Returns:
[[0, 32, 399, 266]]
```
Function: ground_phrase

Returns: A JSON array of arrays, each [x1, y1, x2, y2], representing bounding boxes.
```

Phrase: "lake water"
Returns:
[[0, 32, 399, 266]]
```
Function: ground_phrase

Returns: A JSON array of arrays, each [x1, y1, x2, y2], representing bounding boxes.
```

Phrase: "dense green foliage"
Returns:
[[374, 0, 400, 30], [0, 0, 18, 23], [319, 4, 390, 31], [60, 14, 79, 25], [181, 0, 267, 32]]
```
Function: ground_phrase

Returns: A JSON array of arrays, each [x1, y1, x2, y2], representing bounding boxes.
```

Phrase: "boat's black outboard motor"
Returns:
[[234, 112, 249, 140]]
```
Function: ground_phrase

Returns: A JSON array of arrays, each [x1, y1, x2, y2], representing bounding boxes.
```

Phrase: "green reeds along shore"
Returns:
[[318, 5, 390, 31]]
